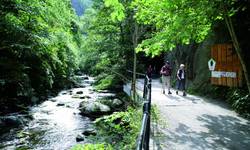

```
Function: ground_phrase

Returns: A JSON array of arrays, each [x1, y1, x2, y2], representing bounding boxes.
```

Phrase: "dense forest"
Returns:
[[79, 0, 250, 116], [0, 0, 250, 149], [0, 0, 85, 114]]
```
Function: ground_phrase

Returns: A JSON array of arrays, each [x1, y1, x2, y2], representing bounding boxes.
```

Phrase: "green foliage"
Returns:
[[71, 143, 112, 150], [95, 74, 122, 91], [104, 0, 125, 22], [78, 0, 135, 90], [227, 89, 250, 118], [130, 0, 237, 56], [71, 106, 142, 149], [0, 0, 84, 112], [151, 104, 160, 122], [91, 108, 142, 150]]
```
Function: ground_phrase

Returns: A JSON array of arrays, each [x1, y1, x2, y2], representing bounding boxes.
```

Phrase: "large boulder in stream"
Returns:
[[97, 98, 123, 109], [79, 101, 111, 118]]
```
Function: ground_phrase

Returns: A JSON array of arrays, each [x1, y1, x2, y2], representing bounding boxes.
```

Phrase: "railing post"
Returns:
[[148, 78, 152, 113], [143, 75, 147, 99]]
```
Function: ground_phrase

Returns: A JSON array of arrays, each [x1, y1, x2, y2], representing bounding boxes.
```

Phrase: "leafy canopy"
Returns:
[[101, 0, 237, 56]]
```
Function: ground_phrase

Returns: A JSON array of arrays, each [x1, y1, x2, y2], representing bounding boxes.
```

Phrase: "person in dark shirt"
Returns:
[[160, 61, 172, 94], [147, 65, 153, 78]]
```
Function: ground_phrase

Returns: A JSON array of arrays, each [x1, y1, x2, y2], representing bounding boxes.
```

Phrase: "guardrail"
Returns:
[[127, 70, 152, 150], [137, 74, 151, 150]]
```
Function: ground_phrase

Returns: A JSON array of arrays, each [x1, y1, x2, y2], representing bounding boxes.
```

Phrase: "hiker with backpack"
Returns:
[[160, 61, 172, 94]]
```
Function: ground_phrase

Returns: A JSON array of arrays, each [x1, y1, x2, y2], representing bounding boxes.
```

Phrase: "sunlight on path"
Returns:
[[126, 79, 250, 150]]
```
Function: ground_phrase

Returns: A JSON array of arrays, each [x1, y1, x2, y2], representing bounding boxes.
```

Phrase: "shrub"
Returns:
[[227, 89, 250, 118], [94, 74, 123, 91], [92, 108, 142, 150]]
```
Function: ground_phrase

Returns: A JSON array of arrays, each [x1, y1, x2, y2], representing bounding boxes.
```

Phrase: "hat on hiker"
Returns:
[[180, 64, 185, 68]]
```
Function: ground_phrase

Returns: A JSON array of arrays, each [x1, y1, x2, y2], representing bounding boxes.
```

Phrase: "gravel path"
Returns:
[[126, 79, 250, 150]]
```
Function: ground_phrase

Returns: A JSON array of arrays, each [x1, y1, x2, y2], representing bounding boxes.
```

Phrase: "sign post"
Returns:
[[208, 58, 216, 71], [210, 44, 242, 87]]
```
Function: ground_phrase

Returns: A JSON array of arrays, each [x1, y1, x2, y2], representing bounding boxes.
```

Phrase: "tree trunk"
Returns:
[[132, 21, 138, 100], [224, 10, 250, 93], [186, 42, 198, 80]]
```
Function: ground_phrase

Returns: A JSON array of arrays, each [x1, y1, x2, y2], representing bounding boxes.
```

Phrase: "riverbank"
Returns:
[[0, 75, 132, 149]]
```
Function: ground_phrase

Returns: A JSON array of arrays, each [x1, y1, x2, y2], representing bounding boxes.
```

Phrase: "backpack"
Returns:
[[161, 65, 171, 76]]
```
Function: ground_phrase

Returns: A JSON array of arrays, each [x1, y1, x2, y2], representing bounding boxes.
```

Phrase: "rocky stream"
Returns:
[[0, 75, 122, 150]]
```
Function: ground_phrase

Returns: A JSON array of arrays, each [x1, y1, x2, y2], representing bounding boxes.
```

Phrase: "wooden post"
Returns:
[[223, 6, 250, 93]]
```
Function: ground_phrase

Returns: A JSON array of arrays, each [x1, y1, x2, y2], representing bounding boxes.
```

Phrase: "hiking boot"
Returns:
[[183, 92, 187, 96], [168, 91, 172, 94], [176, 91, 178, 95]]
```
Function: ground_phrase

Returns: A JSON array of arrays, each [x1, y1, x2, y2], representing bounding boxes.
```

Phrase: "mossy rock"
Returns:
[[97, 98, 123, 109], [79, 101, 111, 118]]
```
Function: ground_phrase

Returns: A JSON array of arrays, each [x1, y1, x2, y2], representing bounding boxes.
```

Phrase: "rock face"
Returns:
[[79, 101, 111, 118]]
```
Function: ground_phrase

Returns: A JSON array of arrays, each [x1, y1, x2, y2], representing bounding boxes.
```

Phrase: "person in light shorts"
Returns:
[[160, 61, 172, 94]]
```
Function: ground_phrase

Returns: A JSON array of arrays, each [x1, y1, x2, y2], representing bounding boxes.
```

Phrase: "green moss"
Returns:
[[71, 143, 112, 150]]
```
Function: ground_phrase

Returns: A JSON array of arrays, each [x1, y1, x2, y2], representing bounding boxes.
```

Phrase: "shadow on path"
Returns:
[[152, 114, 250, 150], [126, 79, 250, 150]]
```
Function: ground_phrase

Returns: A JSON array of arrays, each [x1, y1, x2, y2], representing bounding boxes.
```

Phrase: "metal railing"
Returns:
[[136, 74, 151, 150], [127, 70, 152, 150]]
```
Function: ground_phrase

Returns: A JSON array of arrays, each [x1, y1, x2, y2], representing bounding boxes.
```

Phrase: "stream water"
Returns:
[[0, 76, 105, 150]]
